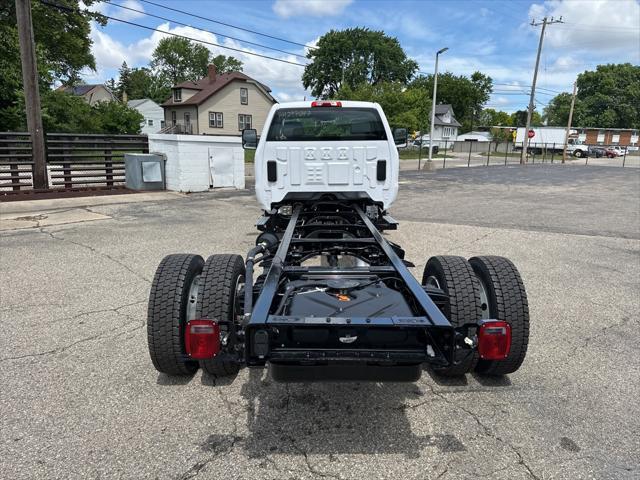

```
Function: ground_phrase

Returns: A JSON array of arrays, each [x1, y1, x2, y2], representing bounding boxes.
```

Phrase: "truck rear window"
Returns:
[[266, 107, 387, 141]]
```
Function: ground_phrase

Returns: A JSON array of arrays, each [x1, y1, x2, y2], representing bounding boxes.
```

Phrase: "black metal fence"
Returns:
[[0, 132, 149, 192], [408, 139, 638, 170]]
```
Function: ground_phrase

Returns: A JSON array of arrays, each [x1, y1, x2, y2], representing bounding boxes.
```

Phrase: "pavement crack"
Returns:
[[38, 227, 151, 283], [0, 301, 146, 363], [423, 382, 540, 480], [444, 229, 496, 254]]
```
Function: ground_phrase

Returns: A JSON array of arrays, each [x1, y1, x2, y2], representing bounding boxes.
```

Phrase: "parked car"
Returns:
[[606, 146, 625, 158], [589, 146, 606, 158], [412, 138, 439, 154]]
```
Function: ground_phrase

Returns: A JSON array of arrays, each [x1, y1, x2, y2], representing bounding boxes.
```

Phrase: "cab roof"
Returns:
[[273, 100, 382, 110]]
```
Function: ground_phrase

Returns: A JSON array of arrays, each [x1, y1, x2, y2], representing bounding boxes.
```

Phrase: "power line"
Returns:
[[105, 1, 308, 60], [41, 1, 307, 68], [137, 0, 317, 50]]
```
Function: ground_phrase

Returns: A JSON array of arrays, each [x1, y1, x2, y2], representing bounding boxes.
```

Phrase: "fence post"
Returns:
[[442, 140, 447, 169], [468, 141, 472, 167], [551, 143, 555, 163], [542, 144, 547, 163], [622, 148, 627, 167], [486, 142, 491, 166], [62, 137, 72, 189]]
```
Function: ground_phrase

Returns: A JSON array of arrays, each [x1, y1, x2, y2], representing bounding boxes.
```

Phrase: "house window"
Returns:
[[209, 112, 223, 128], [240, 87, 248, 105], [160, 120, 165, 128], [148, 119, 154, 126], [171, 111, 176, 125], [596, 130, 605, 144], [442, 126, 453, 138], [238, 114, 252, 131], [611, 134, 620, 145], [173, 89, 182, 102]]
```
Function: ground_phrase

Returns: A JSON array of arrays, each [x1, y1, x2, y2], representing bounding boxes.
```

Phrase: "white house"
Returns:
[[429, 104, 461, 147], [457, 131, 491, 142], [128, 99, 164, 135]]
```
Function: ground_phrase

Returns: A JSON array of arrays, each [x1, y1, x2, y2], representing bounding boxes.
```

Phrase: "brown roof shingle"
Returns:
[[162, 72, 274, 107]]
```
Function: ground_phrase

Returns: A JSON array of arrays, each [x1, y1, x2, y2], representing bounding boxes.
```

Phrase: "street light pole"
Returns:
[[426, 47, 448, 170]]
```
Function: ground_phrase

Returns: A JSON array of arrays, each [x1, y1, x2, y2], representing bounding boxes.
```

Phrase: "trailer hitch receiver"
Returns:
[[477, 320, 511, 360], [185, 320, 220, 359]]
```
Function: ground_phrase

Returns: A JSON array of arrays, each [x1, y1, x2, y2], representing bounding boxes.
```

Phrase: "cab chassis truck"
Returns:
[[147, 101, 529, 382]]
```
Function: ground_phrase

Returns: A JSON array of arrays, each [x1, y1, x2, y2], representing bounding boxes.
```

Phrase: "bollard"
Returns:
[[468, 141, 472, 167]]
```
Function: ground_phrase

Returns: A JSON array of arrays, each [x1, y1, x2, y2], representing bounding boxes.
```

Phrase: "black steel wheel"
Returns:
[[422, 256, 482, 376], [573, 149, 583, 158], [469, 256, 529, 375], [196, 254, 245, 378], [147, 254, 204, 375]]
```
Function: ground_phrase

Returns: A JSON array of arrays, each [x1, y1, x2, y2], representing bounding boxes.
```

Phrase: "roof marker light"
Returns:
[[311, 101, 342, 107]]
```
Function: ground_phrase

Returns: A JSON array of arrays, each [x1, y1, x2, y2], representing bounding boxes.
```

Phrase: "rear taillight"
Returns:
[[185, 319, 220, 359], [311, 101, 342, 107], [477, 320, 511, 360]]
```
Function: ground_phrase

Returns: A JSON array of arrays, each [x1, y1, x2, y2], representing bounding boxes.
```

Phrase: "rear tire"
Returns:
[[469, 256, 529, 375], [147, 254, 204, 375], [573, 149, 583, 158], [422, 256, 481, 376], [196, 254, 245, 378]]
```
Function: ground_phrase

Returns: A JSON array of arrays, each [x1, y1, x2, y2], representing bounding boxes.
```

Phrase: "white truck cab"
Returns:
[[242, 101, 406, 212]]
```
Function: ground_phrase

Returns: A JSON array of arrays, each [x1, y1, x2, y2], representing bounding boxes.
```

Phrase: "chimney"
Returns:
[[208, 64, 217, 83]]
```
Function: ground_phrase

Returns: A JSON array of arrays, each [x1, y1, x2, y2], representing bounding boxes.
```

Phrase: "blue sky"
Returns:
[[83, 0, 640, 113]]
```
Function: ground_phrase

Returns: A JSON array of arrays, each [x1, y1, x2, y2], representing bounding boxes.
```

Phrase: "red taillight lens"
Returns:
[[311, 101, 342, 107], [185, 319, 220, 359], [478, 320, 511, 360]]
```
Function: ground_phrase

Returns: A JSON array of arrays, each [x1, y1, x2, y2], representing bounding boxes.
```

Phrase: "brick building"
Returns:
[[575, 128, 638, 147]]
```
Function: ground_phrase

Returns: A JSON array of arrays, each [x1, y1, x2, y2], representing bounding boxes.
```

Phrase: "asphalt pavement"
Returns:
[[1, 164, 639, 479]]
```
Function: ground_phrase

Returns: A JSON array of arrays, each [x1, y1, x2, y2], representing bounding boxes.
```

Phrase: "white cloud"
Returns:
[[113, 0, 146, 21], [87, 21, 310, 99], [273, 0, 353, 18], [528, 0, 640, 55]]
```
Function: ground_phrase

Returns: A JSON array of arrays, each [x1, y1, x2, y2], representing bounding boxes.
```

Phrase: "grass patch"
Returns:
[[399, 149, 448, 160]]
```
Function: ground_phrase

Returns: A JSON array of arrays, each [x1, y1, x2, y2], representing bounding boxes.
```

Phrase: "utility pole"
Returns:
[[16, 0, 48, 189], [562, 81, 577, 164], [521, 16, 563, 165]]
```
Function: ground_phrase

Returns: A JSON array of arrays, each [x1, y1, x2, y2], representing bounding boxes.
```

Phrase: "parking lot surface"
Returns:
[[1, 164, 639, 479]]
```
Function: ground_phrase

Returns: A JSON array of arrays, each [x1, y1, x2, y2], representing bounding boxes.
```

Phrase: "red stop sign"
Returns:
[[528, 129, 535, 138]]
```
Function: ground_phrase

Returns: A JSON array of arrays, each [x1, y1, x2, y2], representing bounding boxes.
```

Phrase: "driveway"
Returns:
[[1, 164, 639, 479]]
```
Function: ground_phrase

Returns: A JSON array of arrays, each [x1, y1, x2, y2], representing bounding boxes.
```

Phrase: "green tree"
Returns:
[[335, 82, 430, 132], [409, 72, 493, 132], [116, 61, 132, 101], [211, 54, 243, 74], [510, 109, 542, 126], [577, 64, 637, 128], [92, 101, 143, 134], [480, 108, 512, 127], [303, 28, 418, 99], [39, 89, 100, 133], [0, 0, 104, 130], [151, 37, 211, 85]]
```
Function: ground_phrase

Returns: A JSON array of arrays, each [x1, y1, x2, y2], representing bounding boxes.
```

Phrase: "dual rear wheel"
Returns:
[[147, 253, 245, 377], [422, 255, 529, 376]]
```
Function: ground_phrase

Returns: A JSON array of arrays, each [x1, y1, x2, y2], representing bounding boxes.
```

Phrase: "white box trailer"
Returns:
[[514, 127, 575, 152]]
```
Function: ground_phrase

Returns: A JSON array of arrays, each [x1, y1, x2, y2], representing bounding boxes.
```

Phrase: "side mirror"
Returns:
[[393, 127, 408, 147], [242, 128, 258, 149]]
